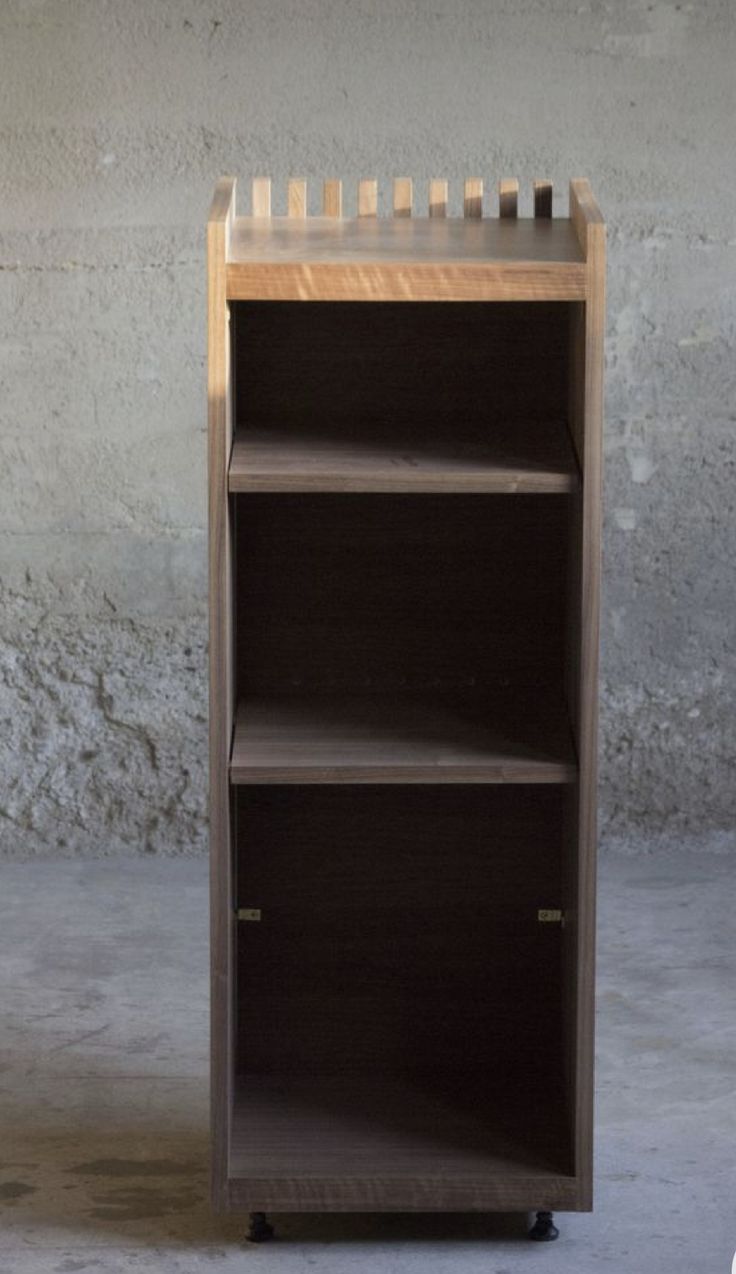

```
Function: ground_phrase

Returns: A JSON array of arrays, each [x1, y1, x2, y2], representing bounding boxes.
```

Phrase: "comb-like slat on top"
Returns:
[[464, 178, 483, 219], [358, 179, 378, 217], [252, 177, 271, 217], [499, 179, 519, 219], [393, 178, 412, 218], [287, 179, 307, 217], [323, 179, 342, 217], [428, 179, 447, 218], [534, 180, 553, 218]]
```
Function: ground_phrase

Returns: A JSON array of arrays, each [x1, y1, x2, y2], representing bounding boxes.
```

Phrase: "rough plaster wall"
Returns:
[[0, 0, 734, 857]]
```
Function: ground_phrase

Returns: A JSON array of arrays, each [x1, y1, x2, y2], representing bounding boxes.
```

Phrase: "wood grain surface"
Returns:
[[230, 694, 575, 783], [226, 217, 585, 301], [229, 421, 579, 493]]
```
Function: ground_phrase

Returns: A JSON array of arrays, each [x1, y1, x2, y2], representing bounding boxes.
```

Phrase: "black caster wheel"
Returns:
[[247, 1211, 275, 1243], [529, 1210, 559, 1241]]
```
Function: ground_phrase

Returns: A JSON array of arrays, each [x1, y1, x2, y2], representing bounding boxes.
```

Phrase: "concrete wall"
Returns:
[[1, 0, 734, 857]]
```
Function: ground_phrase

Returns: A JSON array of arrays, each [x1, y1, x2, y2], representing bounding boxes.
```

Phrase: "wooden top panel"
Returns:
[[216, 176, 604, 301], [228, 216, 584, 265], [226, 218, 585, 302]]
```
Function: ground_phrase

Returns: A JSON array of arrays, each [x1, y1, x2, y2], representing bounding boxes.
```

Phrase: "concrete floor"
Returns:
[[0, 852, 733, 1273]]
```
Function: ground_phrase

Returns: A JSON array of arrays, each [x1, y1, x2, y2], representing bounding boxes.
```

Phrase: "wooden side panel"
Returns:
[[575, 201, 605, 1208], [564, 178, 605, 1209], [208, 176, 237, 1210]]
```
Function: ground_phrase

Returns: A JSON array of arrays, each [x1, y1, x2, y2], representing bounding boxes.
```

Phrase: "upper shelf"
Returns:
[[210, 176, 604, 303]]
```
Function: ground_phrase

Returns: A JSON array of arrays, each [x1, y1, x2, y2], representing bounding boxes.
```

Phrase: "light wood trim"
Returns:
[[252, 177, 271, 217], [464, 178, 483, 218], [358, 179, 378, 217], [207, 176, 236, 1211], [428, 179, 448, 217], [323, 179, 342, 217], [534, 180, 553, 218], [227, 1172, 580, 1213], [209, 177, 237, 236], [393, 177, 412, 217], [569, 177, 605, 260], [287, 179, 307, 218], [499, 178, 519, 218], [226, 260, 586, 303]]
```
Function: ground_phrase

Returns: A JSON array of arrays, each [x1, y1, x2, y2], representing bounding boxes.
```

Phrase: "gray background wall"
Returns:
[[0, 0, 733, 858]]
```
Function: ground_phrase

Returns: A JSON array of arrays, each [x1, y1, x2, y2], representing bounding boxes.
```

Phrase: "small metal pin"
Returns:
[[537, 909, 563, 924]]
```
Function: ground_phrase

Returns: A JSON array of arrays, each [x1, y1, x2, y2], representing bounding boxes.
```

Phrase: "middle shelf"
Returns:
[[229, 492, 575, 786], [230, 694, 576, 784], [229, 419, 579, 494]]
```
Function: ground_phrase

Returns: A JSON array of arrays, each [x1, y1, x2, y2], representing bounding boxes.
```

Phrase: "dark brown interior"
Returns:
[[234, 785, 570, 1167], [234, 493, 569, 697], [232, 300, 572, 454], [229, 300, 576, 1179]]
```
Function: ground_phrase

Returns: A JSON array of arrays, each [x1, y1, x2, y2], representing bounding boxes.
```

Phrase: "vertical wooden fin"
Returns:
[[428, 179, 448, 218], [358, 179, 378, 217], [323, 179, 342, 217], [534, 180, 553, 218], [464, 178, 483, 218], [569, 178, 605, 259], [393, 177, 413, 218], [499, 178, 519, 219], [287, 179, 307, 218], [208, 176, 236, 254], [252, 177, 271, 217]]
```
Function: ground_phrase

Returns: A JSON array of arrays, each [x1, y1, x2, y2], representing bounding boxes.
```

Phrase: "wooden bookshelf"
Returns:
[[208, 175, 605, 1242]]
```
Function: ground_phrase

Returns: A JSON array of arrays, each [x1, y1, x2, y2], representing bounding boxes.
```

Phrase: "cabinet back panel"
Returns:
[[235, 494, 567, 693], [232, 301, 571, 440], [235, 785, 564, 1083]]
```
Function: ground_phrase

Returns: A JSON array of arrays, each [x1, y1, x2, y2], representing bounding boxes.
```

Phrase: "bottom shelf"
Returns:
[[229, 1074, 577, 1212]]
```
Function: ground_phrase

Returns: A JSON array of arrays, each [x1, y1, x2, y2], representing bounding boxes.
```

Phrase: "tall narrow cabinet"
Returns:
[[208, 174, 604, 1241]]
